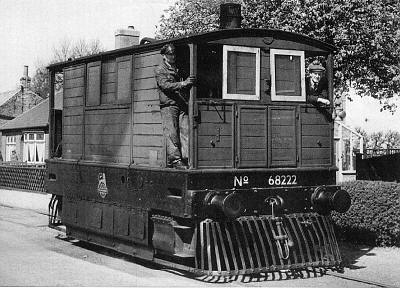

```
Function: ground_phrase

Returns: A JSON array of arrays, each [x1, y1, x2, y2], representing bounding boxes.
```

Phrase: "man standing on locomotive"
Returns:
[[306, 63, 331, 106], [155, 44, 196, 169]]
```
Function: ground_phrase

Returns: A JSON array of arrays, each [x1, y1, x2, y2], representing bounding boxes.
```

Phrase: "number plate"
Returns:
[[268, 174, 297, 186], [233, 174, 298, 188]]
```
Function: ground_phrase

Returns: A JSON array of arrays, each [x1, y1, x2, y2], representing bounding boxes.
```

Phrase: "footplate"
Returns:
[[195, 213, 341, 276]]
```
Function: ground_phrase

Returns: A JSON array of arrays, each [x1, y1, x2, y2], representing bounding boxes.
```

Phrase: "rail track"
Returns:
[[325, 271, 397, 288]]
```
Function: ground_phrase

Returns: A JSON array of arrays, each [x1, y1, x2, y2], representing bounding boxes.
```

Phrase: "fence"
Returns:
[[363, 148, 400, 158], [356, 153, 400, 182], [0, 163, 46, 193]]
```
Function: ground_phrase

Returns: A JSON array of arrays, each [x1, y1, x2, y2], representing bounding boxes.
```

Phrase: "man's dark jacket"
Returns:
[[306, 76, 328, 104], [155, 61, 188, 109]]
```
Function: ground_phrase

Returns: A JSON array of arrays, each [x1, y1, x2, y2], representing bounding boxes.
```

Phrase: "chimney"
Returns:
[[115, 26, 140, 49], [220, 3, 242, 29], [20, 65, 31, 90]]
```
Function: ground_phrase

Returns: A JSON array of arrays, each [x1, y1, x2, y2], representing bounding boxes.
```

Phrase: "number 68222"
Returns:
[[268, 174, 297, 186]]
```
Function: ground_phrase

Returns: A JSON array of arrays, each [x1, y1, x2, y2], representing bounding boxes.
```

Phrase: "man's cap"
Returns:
[[160, 43, 176, 55], [308, 63, 325, 72]]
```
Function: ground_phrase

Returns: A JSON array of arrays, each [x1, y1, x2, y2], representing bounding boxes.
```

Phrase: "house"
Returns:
[[0, 90, 62, 163], [0, 67, 44, 121], [333, 95, 364, 182], [0, 66, 45, 161]]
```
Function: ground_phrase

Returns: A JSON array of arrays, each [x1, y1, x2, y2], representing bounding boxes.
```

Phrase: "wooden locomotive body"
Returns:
[[46, 27, 350, 275]]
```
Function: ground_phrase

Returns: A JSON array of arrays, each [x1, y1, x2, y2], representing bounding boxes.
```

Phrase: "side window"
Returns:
[[101, 60, 117, 104], [86, 57, 131, 106], [116, 56, 132, 103], [23, 132, 46, 164], [270, 49, 305, 101], [223, 45, 260, 100], [86, 61, 101, 106]]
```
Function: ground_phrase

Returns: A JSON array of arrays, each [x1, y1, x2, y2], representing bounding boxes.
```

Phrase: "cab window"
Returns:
[[270, 49, 305, 101], [223, 45, 260, 100]]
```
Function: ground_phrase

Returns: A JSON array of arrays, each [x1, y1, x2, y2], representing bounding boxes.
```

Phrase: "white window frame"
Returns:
[[270, 49, 306, 102], [23, 132, 46, 164], [5, 135, 17, 162], [222, 45, 260, 100]]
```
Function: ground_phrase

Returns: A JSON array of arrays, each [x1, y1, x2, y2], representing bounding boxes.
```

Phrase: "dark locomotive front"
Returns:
[[46, 7, 350, 276]]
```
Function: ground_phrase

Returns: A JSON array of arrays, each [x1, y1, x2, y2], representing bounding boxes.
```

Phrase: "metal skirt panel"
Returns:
[[195, 213, 341, 276]]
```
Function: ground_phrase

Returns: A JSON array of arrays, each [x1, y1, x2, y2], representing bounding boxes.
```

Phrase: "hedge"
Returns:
[[331, 180, 400, 247]]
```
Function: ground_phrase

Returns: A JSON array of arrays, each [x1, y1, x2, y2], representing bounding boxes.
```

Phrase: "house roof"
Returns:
[[0, 88, 19, 107], [0, 90, 62, 131]]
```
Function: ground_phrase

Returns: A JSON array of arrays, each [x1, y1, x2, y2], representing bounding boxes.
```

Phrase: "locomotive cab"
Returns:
[[46, 18, 350, 276]]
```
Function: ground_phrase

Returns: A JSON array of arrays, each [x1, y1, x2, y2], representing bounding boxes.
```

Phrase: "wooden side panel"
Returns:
[[101, 60, 116, 104], [261, 51, 271, 100], [197, 104, 234, 168], [84, 108, 131, 163], [269, 107, 296, 167], [63, 65, 85, 159], [238, 106, 268, 168], [132, 51, 164, 167], [300, 107, 332, 166]]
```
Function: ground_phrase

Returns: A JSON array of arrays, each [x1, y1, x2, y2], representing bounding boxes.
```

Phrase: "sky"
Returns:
[[0, 0, 175, 92], [345, 94, 400, 134], [0, 0, 399, 134]]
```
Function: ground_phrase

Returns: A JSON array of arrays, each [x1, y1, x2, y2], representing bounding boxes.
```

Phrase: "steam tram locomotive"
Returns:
[[46, 5, 351, 276]]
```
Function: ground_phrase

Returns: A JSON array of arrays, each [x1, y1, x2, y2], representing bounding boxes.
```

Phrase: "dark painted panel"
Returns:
[[197, 105, 234, 168], [114, 207, 129, 237], [64, 65, 85, 79], [85, 124, 130, 135], [134, 77, 157, 91], [134, 52, 161, 68], [270, 107, 296, 167], [64, 106, 84, 117], [302, 148, 331, 160], [133, 124, 162, 135], [302, 136, 331, 148], [64, 77, 85, 89], [238, 106, 268, 168], [64, 87, 85, 98], [302, 124, 331, 136], [63, 125, 83, 135], [64, 96, 84, 107], [134, 89, 159, 102], [132, 135, 163, 147], [85, 133, 130, 146], [133, 112, 162, 124]]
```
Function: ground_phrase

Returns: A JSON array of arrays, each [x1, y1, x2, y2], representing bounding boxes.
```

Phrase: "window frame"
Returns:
[[85, 56, 132, 108], [222, 45, 260, 101], [270, 49, 306, 102], [23, 131, 46, 164]]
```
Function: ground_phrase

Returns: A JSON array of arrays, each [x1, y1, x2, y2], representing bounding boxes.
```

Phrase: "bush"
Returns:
[[332, 180, 400, 247]]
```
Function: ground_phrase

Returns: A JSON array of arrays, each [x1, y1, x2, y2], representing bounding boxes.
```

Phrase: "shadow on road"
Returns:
[[338, 241, 373, 270], [54, 234, 374, 284]]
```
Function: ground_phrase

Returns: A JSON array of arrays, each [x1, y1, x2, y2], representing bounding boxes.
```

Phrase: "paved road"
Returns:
[[0, 204, 399, 287]]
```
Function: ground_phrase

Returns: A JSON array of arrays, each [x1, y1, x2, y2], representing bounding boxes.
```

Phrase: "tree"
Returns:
[[384, 130, 400, 148], [360, 129, 400, 149], [30, 60, 50, 99], [156, 0, 400, 112], [30, 38, 104, 98]]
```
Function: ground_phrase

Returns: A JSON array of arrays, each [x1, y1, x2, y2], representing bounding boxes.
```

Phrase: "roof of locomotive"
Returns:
[[48, 28, 336, 71]]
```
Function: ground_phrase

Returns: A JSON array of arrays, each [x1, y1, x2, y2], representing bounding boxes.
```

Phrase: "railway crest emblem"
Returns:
[[97, 173, 108, 198]]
